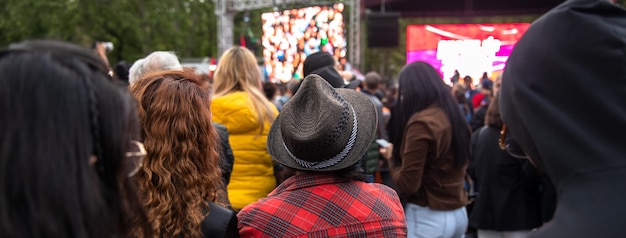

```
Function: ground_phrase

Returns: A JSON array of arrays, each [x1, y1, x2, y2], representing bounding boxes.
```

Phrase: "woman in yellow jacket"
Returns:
[[211, 46, 279, 210]]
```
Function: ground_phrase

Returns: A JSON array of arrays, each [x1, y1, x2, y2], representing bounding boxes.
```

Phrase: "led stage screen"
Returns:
[[262, 4, 346, 83], [406, 23, 530, 85]]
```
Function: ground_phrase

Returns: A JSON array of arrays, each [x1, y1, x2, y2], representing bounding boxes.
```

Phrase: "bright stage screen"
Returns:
[[261, 4, 347, 83], [406, 23, 530, 85]]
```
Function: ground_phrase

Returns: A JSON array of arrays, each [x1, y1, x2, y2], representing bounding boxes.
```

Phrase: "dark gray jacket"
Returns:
[[468, 126, 542, 231], [214, 123, 234, 187], [501, 0, 626, 236]]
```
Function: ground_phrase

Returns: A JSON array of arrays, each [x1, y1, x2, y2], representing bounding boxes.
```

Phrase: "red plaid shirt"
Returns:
[[237, 173, 407, 237]]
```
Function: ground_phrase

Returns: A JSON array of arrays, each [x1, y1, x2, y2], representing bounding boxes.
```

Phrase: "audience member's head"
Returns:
[[463, 75, 473, 88], [114, 60, 131, 83], [452, 83, 467, 104], [213, 46, 276, 132], [309, 66, 345, 88], [130, 69, 223, 237], [213, 46, 263, 97], [480, 79, 493, 97], [364, 71, 382, 91], [262, 81, 278, 101], [267, 75, 377, 176], [451, 69, 460, 84], [481, 72, 489, 81], [303, 51, 336, 77], [481, 77, 493, 89], [484, 94, 502, 128], [128, 51, 182, 84], [128, 58, 145, 83], [0, 40, 151, 237], [286, 78, 301, 96], [493, 74, 502, 97]]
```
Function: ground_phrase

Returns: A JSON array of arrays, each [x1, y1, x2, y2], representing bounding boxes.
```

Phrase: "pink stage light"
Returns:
[[406, 23, 530, 85]]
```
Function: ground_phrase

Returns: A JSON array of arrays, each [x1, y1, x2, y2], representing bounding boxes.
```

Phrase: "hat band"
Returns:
[[282, 105, 358, 169]]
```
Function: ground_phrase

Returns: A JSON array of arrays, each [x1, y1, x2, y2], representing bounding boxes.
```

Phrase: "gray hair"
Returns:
[[128, 51, 182, 84]]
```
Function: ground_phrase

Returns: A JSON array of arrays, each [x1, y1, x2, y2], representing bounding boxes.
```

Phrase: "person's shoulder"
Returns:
[[202, 202, 238, 238], [364, 92, 383, 105], [237, 198, 267, 220], [238, 191, 285, 216], [237, 190, 296, 232], [472, 125, 497, 140], [213, 92, 249, 105], [405, 105, 451, 137], [409, 104, 446, 123], [236, 197, 282, 237], [358, 182, 401, 201], [212, 93, 258, 125], [357, 183, 405, 219]]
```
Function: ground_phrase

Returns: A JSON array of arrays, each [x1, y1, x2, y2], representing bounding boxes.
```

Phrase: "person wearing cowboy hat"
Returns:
[[237, 75, 407, 237]]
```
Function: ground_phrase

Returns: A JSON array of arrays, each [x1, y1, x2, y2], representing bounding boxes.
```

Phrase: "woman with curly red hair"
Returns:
[[130, 69, 238, 237]]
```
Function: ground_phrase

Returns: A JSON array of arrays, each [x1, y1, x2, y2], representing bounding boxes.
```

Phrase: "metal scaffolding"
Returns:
[[212, 0, 361, 69], [348, 0, 360, 69]]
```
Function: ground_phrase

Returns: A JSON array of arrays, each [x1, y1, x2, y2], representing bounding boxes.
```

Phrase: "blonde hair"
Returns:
[[213, 47, 276, 132]]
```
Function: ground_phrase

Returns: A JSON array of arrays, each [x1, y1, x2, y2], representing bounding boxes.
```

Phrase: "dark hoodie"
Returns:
[[500, 0, 626, 237]]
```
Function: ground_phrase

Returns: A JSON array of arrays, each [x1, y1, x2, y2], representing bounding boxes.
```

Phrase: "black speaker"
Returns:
[[367, 12, 400, 48]]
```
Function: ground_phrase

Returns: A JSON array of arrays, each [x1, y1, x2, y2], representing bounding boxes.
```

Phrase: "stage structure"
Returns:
[[213, 0, 361, 69]]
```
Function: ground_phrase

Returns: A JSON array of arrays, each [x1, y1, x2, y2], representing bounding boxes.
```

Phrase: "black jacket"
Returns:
[[200, 202, 240, 238], [176, 202, 239, 238], [500, 0, 626, 237], [214, 123, 234, 186], [469, 105, 486, 132], [468, 126, 542, 231]]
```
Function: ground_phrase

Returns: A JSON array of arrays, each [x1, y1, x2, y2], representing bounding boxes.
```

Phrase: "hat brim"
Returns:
[[267, 88, 377, 172]]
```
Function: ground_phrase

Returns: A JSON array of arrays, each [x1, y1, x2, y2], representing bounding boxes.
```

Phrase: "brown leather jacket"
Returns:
[[390, 104, 468, 210]]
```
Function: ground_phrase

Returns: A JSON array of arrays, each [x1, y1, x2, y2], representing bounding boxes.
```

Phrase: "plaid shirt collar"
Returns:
[[270, 173, 353, 196]]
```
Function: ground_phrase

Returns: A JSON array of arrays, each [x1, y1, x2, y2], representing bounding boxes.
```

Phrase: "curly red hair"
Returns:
[[130, 69, 224, 237]]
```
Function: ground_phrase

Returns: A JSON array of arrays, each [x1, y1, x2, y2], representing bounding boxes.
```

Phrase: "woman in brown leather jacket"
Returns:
[[382, 61, 471, 238]]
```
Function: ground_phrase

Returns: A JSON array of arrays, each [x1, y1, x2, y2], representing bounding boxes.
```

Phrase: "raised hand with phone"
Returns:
[[377, 139, 393, 161], [93, 41, 113, 73]]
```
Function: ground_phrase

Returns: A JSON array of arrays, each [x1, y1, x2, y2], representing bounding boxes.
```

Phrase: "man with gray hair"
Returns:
[[128, 51, 182, 84]]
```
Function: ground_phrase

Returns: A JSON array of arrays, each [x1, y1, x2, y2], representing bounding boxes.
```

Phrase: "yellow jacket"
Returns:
[[211, 92, 278, 210]]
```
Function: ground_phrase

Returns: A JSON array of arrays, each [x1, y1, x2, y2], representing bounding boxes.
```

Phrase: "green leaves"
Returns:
[[0, 0, 218, 64]]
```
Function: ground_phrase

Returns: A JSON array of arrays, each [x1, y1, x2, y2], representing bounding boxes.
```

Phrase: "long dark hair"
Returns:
[[0, 40, 151, 237], [388, 61, 470, 166], [485, 94, 503, 128]]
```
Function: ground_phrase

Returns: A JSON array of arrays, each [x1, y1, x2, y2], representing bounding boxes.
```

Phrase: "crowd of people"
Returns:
[[262, 4, 347, 82], [1, 0, 625, 237]]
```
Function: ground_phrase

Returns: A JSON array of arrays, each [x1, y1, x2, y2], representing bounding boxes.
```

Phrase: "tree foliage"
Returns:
[[0, 0, 218, 63]]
